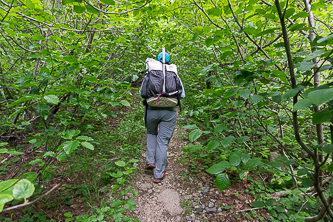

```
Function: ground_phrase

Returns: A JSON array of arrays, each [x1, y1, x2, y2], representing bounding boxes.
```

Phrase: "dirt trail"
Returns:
[[130, 124, 270, 222], [131, 127, 186, 221]]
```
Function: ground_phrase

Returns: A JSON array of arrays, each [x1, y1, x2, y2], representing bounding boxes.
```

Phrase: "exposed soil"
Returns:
[[129, 123, 270, 222]]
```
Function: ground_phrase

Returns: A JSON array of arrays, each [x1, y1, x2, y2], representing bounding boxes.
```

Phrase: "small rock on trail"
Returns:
[[160, 189, 183, 216]]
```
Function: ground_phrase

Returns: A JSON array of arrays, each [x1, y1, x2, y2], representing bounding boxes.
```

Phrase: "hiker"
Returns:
[[139, 50, 185, 183]]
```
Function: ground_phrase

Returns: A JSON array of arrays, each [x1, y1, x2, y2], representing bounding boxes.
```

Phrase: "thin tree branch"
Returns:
[[193, 0, 225, 30], [2, 184, 60, 212]]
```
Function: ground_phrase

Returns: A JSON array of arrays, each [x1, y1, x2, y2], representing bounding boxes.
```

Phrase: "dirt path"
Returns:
[[131, 127, 186, 221], [130, 125, 270, 222]]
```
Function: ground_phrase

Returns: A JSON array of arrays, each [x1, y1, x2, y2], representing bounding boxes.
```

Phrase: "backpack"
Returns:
[[141, 58, 183, 109]]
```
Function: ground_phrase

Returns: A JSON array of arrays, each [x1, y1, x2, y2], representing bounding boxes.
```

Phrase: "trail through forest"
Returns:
[[130, 122, 270, 222]]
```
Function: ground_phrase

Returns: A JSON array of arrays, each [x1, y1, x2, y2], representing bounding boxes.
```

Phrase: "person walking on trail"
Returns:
[[139, 49, 185, 183]]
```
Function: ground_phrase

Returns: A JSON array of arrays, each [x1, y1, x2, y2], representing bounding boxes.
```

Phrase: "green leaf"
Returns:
[[74, 5, 85, 13], [291, 11, 308, 20], [328, 164, 333, 172], [86, 4, 99, 14], [64, 212, 73, 217], [8, 96, 34, 108], [283, 85, 304, 100], [265, 199, 276, 206], [76, 136, 93, 141], [7, 150, 23, 155], [0, 179, 18, 192], [100, 0, 115, 5], [224, 89, 237, 98], [317, 34, 333, 44], [241, 153, 250, 163], [129, 159, 139, 163], [237, 136, 249, 143], [44, 95, 59, 104], [229, 154, 241, 166], [110, 171, 123, 178], [62, 141, 80, 154], [205, 38, 214, 47], [246, 158, 262, 169], [62, 130, 81, 140], [206, 140, 219, 151], [203, 26, 211, 34], [249, 95, 264, 103], [302, 178, 313, 188], [43, 151, 55, 157], [62, 0, 74, 4], [304, 50, 326, 61], [81, 142, 94, 150], [0, 194, 13, 204], [220, 136, 235, 147], [206, 161, 231, 175], [293, 99, 312, 111], [207, 8, 222, 16], [284, 8, 295, 18], [214, 124, 226, 133], [26, 0, 35, 9], [323, 145, 333, 153], [125, 198, 136, 210], [57, 152, 68, 162], [255, 9, 265, 14], [285, 159, 295, 166], [216, 173, 231, 191], [0, 148, 8, 154], [238, 89, 251, 99], [296, 62, 317, 72], [319, 64, 332, 72], [269, 161, 283, 168], [0, 142, 8, 147], [182, 124, 197, 130], [313, 109, 333, 124], [120, 100, 130, 107], [111, 199, 123, 207], [115, 161, 126, 167], [289, 23, 306, 31], [297, 168, 308, 176], [251, 201, 265, 208], [307, 88, 333, 106], [255, 28, 277, 37], [189, 129, 202, 142], [12, 179, 35, 199], [275, 205, 285, 212], [264, 13, 276, 19], [29, 159, 43, 165]]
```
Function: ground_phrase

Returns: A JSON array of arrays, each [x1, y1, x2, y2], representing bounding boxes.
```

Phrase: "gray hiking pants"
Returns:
[[145, 106, 177, 179]]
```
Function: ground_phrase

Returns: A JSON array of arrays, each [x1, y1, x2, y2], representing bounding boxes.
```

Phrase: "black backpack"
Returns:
[[141, 58, 183, 109]]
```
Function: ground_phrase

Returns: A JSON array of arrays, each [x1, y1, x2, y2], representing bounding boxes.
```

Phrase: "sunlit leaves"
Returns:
[[81, 142, 94, 150], [13, 179, 35, 200], [44, 95, 59, 105], [62, 141, 80, 154], [207, 8, 222, 16], [284, 8, 295, 18], [100, 0, 115, 5], [74, 5, 85, 13]]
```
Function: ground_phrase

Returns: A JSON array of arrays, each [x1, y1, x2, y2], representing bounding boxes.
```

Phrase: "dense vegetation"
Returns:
[[0, 0, 333, 221]]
